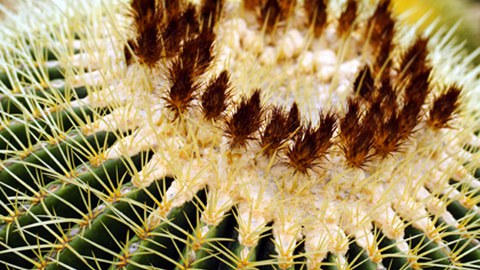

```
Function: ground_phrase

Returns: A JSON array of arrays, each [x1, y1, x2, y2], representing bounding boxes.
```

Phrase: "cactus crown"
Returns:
[[0, 0, 479, 269]]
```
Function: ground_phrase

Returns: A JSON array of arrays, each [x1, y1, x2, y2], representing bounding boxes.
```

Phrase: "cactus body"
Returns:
[[0, 0, 480, 269]]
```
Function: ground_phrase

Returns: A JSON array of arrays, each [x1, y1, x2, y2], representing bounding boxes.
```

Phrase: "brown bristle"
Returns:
[[134, 22, 163, 66], [179, 29, 216, 78], [341, 124, 375, 168], [339, 98, 374, 168], [337, 0, 357, 36], [124, 39, 135, 66], [304, 0, 327, 37], [398, 37, 429, 82], [364, 98, 383, 128], [261, 106, 291, 156], [339, 97, 360, 144], [404, 67, 431, 106], [373, 114, 402, 158], [363, 83, 402, 158], [278, 0, 296, 20], [317, 111, 337, 147], [286, 102, 301, 134], [378, 77, 398, 119], [161, 4, 200, 58], [374, 36, 394, 77], [129, 0, 163, 66], [426, 85, 462, 130], [367, 0, 395, 71], [354, 66, 375, 102], [224, 89, 264, 149], [398, 67, 432, 139], [260, 0, 282, 31], [164, 59, 199, 117], [180, 4, 201, 35], [244, 0, 262, 11], [131, 0, 157, 25], [201, 0, 224, 31], [161, 0, 183, 20], [397, 99, 423, 141], [287, 111, 336, 174], [201, 70, 232, 121]]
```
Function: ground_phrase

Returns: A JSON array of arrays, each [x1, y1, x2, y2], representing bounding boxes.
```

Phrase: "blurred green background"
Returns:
[[392, 0, 479, 63]]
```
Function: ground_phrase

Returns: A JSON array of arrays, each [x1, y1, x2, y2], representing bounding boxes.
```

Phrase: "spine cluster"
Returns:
[[126, 0, 461, 173]]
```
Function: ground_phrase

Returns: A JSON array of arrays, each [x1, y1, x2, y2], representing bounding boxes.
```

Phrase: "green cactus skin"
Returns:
[[0, 0, 480, 270]]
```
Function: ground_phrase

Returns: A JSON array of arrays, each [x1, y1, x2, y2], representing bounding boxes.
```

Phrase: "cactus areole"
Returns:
[[0, 0, 479, 269]]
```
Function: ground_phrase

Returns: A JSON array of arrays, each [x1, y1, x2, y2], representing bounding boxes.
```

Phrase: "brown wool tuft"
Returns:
[[337, 0, 357, 36], [277, 0, 296, 15], [124, 39, 135, 66], [398, 100, 423, 141], [339, 97, 360, 144], [287, 111, 336, 174], [354, 66, 375, 102], [364, 98, 383, 128], [258, 0, 297, 31], [341, 125, 375, 168], [260, 0, 282, 31], [200, 0, 224, 31], [179, 29, 216, 78], [164, 59, 199, 117], [378, 77, 398, 119], [244, 0, 262, 11], [201, 70, 232, 121], [160, 4, 200, 58], [373, 113, 402, 158], [304, 0, 327, 37], [224, 89, 264, 149], [404, 67, 431, 106], [129, 0, 163, 66], [261, 106, 291, 157], [366, 0, 395, 73], [397, 67, 432, 140], [427, 85, 462, 130], [364, 84, 402, 158], [161, 0, 183, 20], [339, 98, 375, 168], [398, 37, 429, 82], [131, 0, 157, 26], [286, 102, 301, 134]]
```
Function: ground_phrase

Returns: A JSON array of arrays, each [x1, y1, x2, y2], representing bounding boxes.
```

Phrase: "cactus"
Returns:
[[0, 0, 480, 269]]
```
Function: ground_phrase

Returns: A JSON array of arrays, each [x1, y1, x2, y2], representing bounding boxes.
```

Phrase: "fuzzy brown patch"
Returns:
[[124, 39, 135, 66], [304, 0, 328, 37], [398, 37, 429, 83], [179, 29, 216, 78], [258, 0, 295, 31], [339, 98, 375, 168], [164, 59, 199, 117], [129, 0, 163, 66], [286, 103, 301, 134], [160, 4, 200, 58], [337, 0, 357, 36], [260, 104, 300, 157], [287, 111, 336, 174], [366, 0, 395, 74], [201, 70, 232, 121], [200, 0, 224, 31], [427, 85, 461, 130], [224, 90, 264, 149], [244, 0, 262, 11], [354, 66, 375, 102]]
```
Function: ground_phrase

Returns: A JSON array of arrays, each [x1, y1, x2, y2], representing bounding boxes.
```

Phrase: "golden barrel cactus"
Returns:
[[0, 0, 479, 269]]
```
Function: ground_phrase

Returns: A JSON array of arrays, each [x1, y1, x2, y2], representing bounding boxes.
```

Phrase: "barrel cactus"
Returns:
[[0, 0, 479, 269]]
